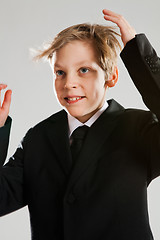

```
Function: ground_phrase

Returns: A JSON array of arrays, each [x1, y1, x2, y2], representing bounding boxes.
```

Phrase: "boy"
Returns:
[[0, 9, 160, 240]]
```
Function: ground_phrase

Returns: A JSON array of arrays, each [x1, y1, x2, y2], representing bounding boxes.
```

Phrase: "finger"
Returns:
[[0, 84, 8, 106], [0, 84, 7, 90], [2, 90, 12, 113], [102, 9, 119, 17], [103, 10, 125, 28], [103, 10, 134, 31], [103, 14, 120, 25], [103, 13, 133, 33]]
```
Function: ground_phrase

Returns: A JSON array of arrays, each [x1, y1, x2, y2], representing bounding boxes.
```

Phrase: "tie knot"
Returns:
[[71, 125, 89, 140]]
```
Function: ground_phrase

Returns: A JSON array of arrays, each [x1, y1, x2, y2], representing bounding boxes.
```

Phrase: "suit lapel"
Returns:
[[66, 99, 125, 191], [46, 110, 72, 176]]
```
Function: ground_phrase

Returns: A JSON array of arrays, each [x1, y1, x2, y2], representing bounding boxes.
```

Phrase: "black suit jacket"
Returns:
[[0, 34, 160, 240]]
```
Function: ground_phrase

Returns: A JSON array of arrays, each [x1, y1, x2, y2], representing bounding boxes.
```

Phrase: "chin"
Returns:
[[68, 111, 83, 118], [67, 108, 84, 117]]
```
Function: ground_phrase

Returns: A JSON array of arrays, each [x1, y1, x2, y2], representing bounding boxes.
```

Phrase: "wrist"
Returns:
[[0, 117, 8, 128]]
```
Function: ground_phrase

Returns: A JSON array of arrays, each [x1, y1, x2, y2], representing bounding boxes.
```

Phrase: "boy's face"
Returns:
[[52, 40, 110, 123]]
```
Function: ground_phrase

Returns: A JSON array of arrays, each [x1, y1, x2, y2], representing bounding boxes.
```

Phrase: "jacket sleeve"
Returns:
[[0, 116, 12, 166], [0, 117, 30, 216], [120, 34, 160, 182]]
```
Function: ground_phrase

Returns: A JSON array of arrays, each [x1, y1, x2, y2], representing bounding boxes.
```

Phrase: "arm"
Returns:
[[120, 34, 160, 118], [103, 10, 160, 127], [0, 84, 12, 128], [120, 33, 160, 182], [0, 125, 29, 216], [0, 84, 12, 169], [102, 9, 160, 112], [103, 9, 160, 181], [0, 84, 27, 215], [0, 116, 12, 166]]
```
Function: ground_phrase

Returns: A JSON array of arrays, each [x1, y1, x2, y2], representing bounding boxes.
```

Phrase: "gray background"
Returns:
[[0, 0, 160, 239]]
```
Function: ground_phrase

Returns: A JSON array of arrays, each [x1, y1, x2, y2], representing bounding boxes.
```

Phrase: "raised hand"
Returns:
[[102, 9, 136, 46], [0, 84, 12, 127]]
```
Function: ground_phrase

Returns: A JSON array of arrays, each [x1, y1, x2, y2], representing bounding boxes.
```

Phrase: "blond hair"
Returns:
[[35, 23, 121, 80]]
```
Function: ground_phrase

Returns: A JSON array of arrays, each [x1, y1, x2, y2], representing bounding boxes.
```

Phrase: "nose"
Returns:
[[64, 73, 78, 89]]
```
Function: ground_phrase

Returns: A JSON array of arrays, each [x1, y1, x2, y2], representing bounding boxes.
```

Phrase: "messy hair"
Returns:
[[35, 23, 122, 80]]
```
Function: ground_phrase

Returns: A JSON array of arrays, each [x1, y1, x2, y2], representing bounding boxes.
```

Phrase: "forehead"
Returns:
[[53, 40, 99, 67]]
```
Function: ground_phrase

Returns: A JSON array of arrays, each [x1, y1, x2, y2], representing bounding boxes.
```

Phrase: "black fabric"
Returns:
[[0, 116, 12, 166], [70, 126, 89, 166]]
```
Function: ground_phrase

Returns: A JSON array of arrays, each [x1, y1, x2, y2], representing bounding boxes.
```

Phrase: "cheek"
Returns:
[[54, 82, 63, 103], [90, 81, 106, 97], [54, 80, 62, 94]]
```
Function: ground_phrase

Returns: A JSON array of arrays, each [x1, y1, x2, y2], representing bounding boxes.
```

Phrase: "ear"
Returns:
[[105, 66, 118, 88]]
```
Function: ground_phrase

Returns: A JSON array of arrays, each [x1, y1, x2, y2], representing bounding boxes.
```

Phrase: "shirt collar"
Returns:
[[67, 101, 108, 137]]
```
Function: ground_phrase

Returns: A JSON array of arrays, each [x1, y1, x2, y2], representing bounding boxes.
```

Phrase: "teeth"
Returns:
[[67, 97, 82, 101]]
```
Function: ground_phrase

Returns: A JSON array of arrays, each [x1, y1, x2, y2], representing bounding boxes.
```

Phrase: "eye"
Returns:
[[56, 70, 64, 76], [79, 68, 89, 74]]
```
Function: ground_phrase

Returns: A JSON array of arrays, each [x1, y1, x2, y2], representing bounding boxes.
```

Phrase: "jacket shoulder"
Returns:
[[122, 107, 158, 129], [22, 109, 67, 143], [33, 109, 67, 130]]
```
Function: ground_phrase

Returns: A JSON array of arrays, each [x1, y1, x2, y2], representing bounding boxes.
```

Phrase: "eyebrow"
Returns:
[[54, 63, 63, 68], [54, 61, 94, 68]]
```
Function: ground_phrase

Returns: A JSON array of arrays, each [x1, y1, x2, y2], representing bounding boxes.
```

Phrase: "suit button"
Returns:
[[67, 193, 76, 204]]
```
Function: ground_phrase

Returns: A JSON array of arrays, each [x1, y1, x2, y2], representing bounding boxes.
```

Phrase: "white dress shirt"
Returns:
[[67, 101, 108, 139]]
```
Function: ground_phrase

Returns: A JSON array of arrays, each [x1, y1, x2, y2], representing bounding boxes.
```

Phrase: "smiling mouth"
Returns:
[[64, 96, 85, 103]]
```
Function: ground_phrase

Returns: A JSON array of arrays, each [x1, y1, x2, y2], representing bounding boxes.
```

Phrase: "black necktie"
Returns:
[[70, 126, 89, 165]]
